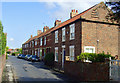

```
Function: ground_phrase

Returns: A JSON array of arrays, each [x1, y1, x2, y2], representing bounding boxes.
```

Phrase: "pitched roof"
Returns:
[[23, 4, 96, 44], [51, 5, 96, 32], [23, 27, 54, 44]]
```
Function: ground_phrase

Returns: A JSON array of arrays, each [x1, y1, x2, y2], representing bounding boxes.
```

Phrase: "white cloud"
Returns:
[[9, 38, 14, 41], [44, 0, 104, 21]]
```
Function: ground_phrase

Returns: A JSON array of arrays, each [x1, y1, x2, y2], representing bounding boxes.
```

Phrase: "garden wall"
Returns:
[[64, 61, 109, 81], [0, 55, 6, 82]]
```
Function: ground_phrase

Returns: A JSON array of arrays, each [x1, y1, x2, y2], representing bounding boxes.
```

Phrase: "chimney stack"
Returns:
[[70, 9, 78, 18], [31, 35, 33, 38], [37, 30, 42, 35], [54, 20, 61, 27], [43, 26, 49, 32]]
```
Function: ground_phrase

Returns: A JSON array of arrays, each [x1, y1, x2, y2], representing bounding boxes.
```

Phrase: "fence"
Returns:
[[0, 54, 6, 82], [109, 57, 120, 81]]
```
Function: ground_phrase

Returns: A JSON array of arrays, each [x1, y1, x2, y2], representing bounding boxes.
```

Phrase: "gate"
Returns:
[[109, 57, 120, 81]]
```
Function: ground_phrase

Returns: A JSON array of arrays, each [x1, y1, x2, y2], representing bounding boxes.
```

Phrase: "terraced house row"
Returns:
[[22, 2, 120, 69]]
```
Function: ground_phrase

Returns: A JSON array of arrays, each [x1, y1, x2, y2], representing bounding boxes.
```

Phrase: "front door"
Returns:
[[62, 48, 65, 68]]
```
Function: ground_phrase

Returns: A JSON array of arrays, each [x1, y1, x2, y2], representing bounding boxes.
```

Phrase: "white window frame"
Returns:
[[44, 36, 46, 45], [55, 47, 58, 62], [84, 46, 95, 53], [55, 30, 58, 43], [62, 27, 65, 42], [69, 45, 75, 61], [70, 23, 75, 40], [40, 37, 42, 46], [32, 41, 34, 47], [35, 40, 37, 46], [40, 49, 42, 56]]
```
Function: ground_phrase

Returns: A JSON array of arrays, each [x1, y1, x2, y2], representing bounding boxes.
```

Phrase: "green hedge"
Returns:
[[44, 52, 54, 67], [77, 52, 112, 62]]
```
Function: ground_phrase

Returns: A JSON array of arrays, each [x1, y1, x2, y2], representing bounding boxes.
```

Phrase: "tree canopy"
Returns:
[[106, 1, 120, 23], [0, 21, 6, 55]]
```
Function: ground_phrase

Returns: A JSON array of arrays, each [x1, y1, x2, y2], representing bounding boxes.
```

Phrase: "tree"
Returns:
[[0, 21, 6, 55], [105, 1, 120, 23], [19, 48, 22, 54], [6, 46, 9, 52]]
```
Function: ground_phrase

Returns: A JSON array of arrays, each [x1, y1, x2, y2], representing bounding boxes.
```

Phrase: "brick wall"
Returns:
[[82, 22, 118, 56], [0, 55, 6, 82], [118, 27, 120, 59], [52, 20, 82, 69], [64, 61, 109, 81], [81, 2, 119, 56]]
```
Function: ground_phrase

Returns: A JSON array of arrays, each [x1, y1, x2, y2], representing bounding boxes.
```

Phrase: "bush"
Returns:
[[77, 52, 112, 62], [44, 52, 54, 67], [7, 51, 10, 54], [12, 53, 15, 56], [6, 54, 8, 59]]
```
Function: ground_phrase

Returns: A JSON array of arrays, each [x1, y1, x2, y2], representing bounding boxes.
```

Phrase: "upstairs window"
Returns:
[[55, 31, 58, 43], [40, 38, 42, 46], [44, 37, 46, 45], [62, 27, 65, 42], [70, 23, 75, 40], [35, 40, 37, 46], [32, 41, 34, 47]]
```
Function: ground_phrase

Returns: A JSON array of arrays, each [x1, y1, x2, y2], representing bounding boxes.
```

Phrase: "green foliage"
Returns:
[[44, 52, 54, 67], [77, 52, 112, 62], [6, 46, 9, 52], [2, 33, 6, 55], [6, 54, 8, 59], [12, 53, 15, 56], [106, 2, 120, 23], [0, 21, 6, 56], [7, 51, 10, 54], [19, 48, 22, 54]]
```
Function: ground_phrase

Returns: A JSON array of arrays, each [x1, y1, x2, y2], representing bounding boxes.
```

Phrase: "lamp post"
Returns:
[[97, 40, 99, 53]]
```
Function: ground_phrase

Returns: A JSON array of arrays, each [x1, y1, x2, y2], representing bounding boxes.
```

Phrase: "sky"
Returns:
[[1, 0, 104, 49]]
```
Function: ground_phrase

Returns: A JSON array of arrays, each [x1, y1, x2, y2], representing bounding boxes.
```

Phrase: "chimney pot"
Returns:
[[70, 9, 79, 18], [54, 20, 61, 26], [73, 9, 75, 12], [43, 26, 49, 32], [37, 30, 42, 35], [31, 35, 33, 38], [76, 10, 78, 13]]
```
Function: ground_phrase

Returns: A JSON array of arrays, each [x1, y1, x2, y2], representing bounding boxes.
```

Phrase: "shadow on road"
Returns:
[[27, 61, 76, 83], [17, 77, 77, 83]]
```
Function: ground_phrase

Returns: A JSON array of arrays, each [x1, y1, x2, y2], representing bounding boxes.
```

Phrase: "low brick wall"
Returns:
[[64, 61, 109, 81], [0, 55, 6, 82]]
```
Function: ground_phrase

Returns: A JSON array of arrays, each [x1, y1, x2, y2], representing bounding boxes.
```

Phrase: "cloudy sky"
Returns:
[[1, 0, 104, 49]]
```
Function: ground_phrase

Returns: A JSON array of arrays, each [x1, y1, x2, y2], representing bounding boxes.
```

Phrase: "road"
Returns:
[[6, 55, 73, 83]]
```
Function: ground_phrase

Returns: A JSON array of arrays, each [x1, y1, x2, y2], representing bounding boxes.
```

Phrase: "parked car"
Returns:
[[21, 55, 26, 59], [25, 55, 32, 61], [31, 55, 40, 62], [17, 54, 22, 59]]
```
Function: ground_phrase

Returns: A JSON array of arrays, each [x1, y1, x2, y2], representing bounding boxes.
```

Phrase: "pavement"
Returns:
[[2, 55, 74, 83]]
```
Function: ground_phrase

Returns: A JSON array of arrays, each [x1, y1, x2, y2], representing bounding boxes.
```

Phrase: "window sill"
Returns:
[[70, 38, 75, 40]]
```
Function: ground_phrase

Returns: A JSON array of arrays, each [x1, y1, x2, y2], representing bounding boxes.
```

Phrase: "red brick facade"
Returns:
[[22, 2, 119, 69]]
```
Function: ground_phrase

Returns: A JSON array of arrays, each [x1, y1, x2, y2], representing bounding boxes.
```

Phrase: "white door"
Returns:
[[62, 48, 65, 68]]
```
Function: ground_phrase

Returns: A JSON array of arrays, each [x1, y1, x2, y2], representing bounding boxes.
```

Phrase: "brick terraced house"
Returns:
[[22, 2, 120, 69]]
